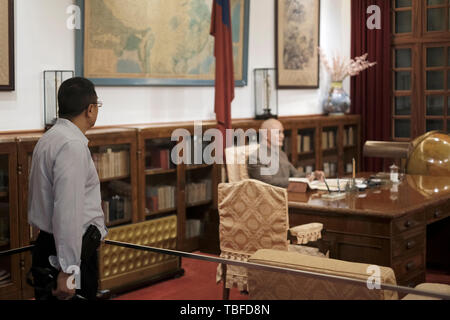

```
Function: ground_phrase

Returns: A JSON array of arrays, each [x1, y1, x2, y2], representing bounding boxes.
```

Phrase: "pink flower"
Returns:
[[318, 48, 376, 82]]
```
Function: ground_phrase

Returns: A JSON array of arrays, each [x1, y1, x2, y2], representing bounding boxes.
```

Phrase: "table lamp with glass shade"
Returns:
[[254, 68, 278, 120]]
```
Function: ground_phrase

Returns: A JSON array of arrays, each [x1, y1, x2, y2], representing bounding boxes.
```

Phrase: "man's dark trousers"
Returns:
[[31, 230, 98, 300]]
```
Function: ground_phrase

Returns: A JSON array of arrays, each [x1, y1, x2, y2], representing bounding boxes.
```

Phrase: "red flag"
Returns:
[[211, 0, 235, 155]]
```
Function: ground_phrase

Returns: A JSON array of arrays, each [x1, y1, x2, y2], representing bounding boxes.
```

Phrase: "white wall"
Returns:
[[0, 0, 351, 131]]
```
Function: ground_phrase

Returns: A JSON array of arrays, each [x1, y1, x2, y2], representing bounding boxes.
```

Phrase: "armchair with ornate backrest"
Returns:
[[216, 179, 326, 300]]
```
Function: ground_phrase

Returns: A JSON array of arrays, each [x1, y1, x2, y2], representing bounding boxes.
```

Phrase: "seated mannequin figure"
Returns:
[[247, 119, 325, 188]]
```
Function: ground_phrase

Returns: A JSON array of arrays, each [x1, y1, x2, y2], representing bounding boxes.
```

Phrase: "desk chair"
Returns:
[[216, 179, 326, 300], [224, 144, 260, 183], [248, 249, 450, 300]]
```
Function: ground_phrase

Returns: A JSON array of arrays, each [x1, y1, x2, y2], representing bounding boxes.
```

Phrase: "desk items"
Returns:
[[288, 178, 358, 193]]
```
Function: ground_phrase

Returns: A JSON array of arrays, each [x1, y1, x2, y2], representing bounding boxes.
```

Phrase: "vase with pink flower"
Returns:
[[319, 49, 376, 116]]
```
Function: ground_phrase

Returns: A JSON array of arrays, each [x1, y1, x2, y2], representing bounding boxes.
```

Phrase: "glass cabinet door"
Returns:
[[90, 144, 133, 228], [321, 126, 339, 178], [144, 138, 178, 219], [0, 149, 21, 299], [297, 129, 316, 175], [0, 155, 11, 284]]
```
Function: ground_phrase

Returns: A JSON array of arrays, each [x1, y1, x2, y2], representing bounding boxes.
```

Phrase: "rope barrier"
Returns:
[[1, 241, 449, 300]]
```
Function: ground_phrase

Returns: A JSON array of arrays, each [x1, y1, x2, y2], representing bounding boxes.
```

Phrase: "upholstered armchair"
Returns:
[[248, 249, 450, 300], [216, 179, 326, 299]]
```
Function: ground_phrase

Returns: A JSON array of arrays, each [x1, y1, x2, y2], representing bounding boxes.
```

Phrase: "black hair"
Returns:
[[58, 77, 97, 119]]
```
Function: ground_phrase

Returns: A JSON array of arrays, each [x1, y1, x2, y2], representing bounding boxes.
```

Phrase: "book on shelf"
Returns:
[[297, 135, 302, 153], [186, 219, 203, 238], [147, 148, 174, 170], [102, 196, 131, 224], [186, 179, 212, 205], [146, 185, 176, 212], [348, 127, 354, 146], [344, 127, 355, 146], [92, 149, 130, 180], [330, 163, 337, 176], [323, 162, 330, 176], [346, 163, 353, 174], [303, 135, 311, 153], [328, 131, 335, 149], [324, 162, 337, 177], [322, 132, 327, 150]]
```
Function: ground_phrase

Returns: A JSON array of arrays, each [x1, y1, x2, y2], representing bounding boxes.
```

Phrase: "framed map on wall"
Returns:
[[276, 0, 320, 89], [75, 0, 250, 87], [0, 0, 14, 91]]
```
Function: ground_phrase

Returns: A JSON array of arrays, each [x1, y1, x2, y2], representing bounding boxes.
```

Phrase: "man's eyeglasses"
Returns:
[[91, 100, 103, 108]]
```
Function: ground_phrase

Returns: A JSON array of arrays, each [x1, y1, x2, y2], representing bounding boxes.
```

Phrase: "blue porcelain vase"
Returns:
[[323, 81, 351, 115]]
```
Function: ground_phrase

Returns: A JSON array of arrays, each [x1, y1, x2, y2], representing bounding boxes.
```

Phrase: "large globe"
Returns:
[[406, 131, 450, 176]]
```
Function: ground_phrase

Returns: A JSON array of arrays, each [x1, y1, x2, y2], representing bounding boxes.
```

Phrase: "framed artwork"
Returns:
[[276, 0, 320, 89], [75, 0, 250, 87], [0, 0, 14, 91]]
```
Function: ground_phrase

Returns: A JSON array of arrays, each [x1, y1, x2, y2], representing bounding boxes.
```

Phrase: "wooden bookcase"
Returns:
[[85, 127, 183, 292], [0, 114, 360, 299], [127, 121, 219, 253]]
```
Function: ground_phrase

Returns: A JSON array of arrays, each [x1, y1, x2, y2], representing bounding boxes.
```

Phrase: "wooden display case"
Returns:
[[0, 137, 20, 300]]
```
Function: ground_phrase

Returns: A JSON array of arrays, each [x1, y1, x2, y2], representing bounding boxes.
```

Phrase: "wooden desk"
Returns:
[[288, 174, 450, 287]]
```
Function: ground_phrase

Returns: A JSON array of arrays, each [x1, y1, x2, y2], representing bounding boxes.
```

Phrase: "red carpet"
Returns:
[[114, 252, 450, 300], [114, 253, 248, 300]]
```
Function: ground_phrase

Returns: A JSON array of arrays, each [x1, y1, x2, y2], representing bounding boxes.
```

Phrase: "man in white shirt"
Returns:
[[28, 77, 107, 300]]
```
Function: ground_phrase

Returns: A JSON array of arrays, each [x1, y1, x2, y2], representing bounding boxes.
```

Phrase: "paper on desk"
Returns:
[[289, 178, 364, 192]]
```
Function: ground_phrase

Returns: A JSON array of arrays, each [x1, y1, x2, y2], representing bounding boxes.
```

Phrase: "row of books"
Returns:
[[324, 162, 338, 177], [146, 185, 176, 212], [186, 180, 212, 205], [146, 148, 175, 170], [297, 134, 313, 154], [344, 127, 355, 146], [186, 219, 203, 238], [322, 131, 336, 150], [92, 149, 130, 180], [102, 195, 132, 224], [297, 166, 315, 175]]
